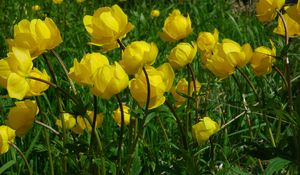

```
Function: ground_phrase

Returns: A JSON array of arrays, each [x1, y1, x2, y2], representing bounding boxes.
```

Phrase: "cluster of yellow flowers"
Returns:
[[257, 0, 300, 36]]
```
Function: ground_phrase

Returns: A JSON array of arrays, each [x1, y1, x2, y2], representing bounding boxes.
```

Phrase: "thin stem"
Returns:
[[220, 111, 246, 130], [187, 64, 200, 120], [276, 9, 293, 112], [35, 120, 60, 135], [124, 67, 151, 175], [42, 54, 68, 172], [165, 100, 188, 150], [117, 39, 126, 51], [9, 142, 32, 175], [237, 68, 260, 102], [26, 76, 79, 104], [50, 49, 77, 95], [142, 67, 150, 111], [273, 65, 288, 89], [116, 94, 125, 175]]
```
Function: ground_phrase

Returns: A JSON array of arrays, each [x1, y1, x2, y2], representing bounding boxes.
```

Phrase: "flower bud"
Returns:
[[168, 42, 197, 69], [159, 9, 192, 42], [113, 104, 131, 126], [192, 117, 219, 144]]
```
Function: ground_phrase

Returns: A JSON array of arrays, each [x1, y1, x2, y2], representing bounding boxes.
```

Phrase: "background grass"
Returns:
[[1, 0, 300, 174]]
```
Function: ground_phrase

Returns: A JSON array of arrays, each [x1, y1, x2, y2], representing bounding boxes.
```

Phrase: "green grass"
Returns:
[[1, 0, 300, 174]]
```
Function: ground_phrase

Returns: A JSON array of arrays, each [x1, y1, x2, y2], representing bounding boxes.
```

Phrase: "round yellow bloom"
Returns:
[[129, 65, 174, 109], [156, 63, 174, 92], [69, 53, 109, 85], [168, 42, 197, 69], [7, 18, 62, 58], [197, 29, 219, 52], [91, 62, 129, 99], [26, 68, 50, 97], [250, 41, 276, 76], [151, 9, 160, 17], [6, 100, 39, 137], [192, 116, 219, 144], [256, 0, 285, 22], [56, 113, 76, 130], [274, 9, 300, 37], [171, 78, 201, 107], [120, 41, 158, 75], [0, 47, 50, 99], [32, 5, 41, 11], [159, 9, 192, 42], [0, 125, 16, 154], [53, 0, 63, 4], [83, 4, 134, 51], [72, 111, 104, 134], [113, 104, 130, 126]]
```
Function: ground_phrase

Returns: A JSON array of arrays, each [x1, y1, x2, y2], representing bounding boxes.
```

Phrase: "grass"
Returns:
[[1, 0, 300, 174]]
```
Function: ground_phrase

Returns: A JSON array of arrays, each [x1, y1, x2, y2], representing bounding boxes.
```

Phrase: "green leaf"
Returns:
[[131, 152, 142, 175], [0, 160, 16, 174], [265, 157, 291, 175]]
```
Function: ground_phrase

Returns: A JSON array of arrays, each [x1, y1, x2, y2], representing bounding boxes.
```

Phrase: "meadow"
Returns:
[[0, 0, 300, 174]]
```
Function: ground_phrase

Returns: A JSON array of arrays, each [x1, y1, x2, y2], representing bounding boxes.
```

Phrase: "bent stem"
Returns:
[[35, 120, 60, 135], [165, 100, 188, 150], [124, 67, 151, 175], [237, 68, 260, 102], [276, 9, 293, 112], [42, 54, 68, 173], [50, 49, 77, 95], [116, 94, 125, 175], [26, 76, 79, 105], [187, 64, 200, 120], [9, 142, 32, 175]]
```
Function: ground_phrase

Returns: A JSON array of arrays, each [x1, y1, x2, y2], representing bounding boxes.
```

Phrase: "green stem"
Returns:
[[273, 65, 288, 89], [187, 64, 200, 120], [42, 54, 68, 173], [237, 67, 260, 102], [124, 67, 151, 175], [165, 100, 188, 150], [276, 9, 293, 112], [26, 76, 79, 105], [116, 94, 125, 175], [9, 142, 32, 175], [117, 39, 126, 51], [35, 120, 59, 135], [50, 50, 77, 95]]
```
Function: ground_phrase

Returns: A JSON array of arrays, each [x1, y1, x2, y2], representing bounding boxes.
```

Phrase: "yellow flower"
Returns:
[[113, 104, 130, 126], [72, 111, 104, 134], [159, 9, 192, 42], [6, 100, 39, 137], [32, 5, 41, 11], [192, 116, 219, 144], [171, 78, 201, 107], [0, 125, 16, 154], [256, 0, 285, 22], [69, 53, 109, 85], [56, 113, 76, 130], [27, 68, 50, 97], [7, 18, 62, 58], [274, 9, 300, 37], [151, 9, 160, 17], [91, 62, 129, 99], [168, 42, 197, 69], [129, 65, 171, 109], [120, 41, 158, 75], [286, 3, 300, 25], [83, 4, 134, 51], [53, 0, 63, 4], [197, 28, 219, 52], [156, 63, 175, 92], [0, 47, 50, 99], [250, 41, 276, 76], [205, 43, 236, 79]]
